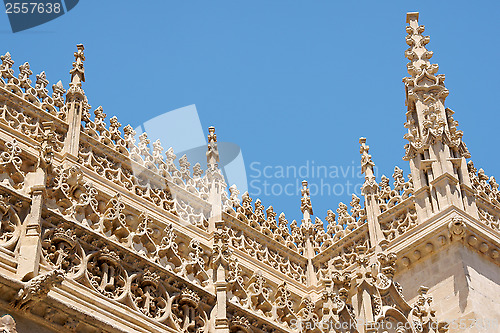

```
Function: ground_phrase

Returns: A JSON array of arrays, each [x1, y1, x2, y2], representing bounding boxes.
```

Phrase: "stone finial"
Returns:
[[206, 126, 220, 169], [66, 44, 87, 104], [300, 180, 313, 222], [18, 62, 32, 90], [359, 138, 374, 173], [404, 12, 437, 80], [70, 44, 85, 87], [359, 138, 377, 193], [0, 52, 15, 83]]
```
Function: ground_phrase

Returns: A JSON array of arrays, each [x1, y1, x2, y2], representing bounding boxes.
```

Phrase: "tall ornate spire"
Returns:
[[403, 13, 469, 160], [402, 13, 473, 221]]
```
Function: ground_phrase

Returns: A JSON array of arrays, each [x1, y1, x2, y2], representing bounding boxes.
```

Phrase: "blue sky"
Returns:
[[1, 1, 499, 224]]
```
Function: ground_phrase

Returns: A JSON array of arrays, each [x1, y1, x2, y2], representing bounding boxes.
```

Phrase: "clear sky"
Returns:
[[1, 1, 499, 224]]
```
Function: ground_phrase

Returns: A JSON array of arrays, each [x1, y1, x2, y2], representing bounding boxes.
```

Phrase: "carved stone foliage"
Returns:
[[468, 161, 500, 232], [0, 53, 67, 116], [78, 113, 222, 230], [0, 139, 27, 189], [273, 282, 298, 327], [171, 288, 208, 332], [229, 269, 316, 331], [229, 313, 252, 333], [317, 250, 447, 333], [378, 167, 414, 213], [47, 165, 97, 218], [380, 205, 418, 242], [245, 271, 273, 317], [297, 193, 369, 254], [0, 192, 25, 251], [316, 226, 371, 280], [0, 102, 66, 154], [78, 139, 178, 216], [225, 220, 307, 284], [409, 287, 445, 333]]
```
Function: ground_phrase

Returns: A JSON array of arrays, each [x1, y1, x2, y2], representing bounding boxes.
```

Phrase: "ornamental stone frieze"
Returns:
[[0, 11, 498, 333]]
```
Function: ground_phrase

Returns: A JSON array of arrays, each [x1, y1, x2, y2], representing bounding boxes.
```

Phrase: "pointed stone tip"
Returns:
[[76, 44, 84, 51], [302, 180, 308, 187], [406, 12, 419, 24], [359, 137, 366, 144]]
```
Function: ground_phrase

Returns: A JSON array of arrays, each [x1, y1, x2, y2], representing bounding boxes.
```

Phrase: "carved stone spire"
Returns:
[[63, 44, 89, 159], [300, 180, 317, 287], [206, 126, 220, 170], [403, 13, 475, 221], [403, 12, 469, 157], [206, 126, 225, 232], [358, 138, 385, 252]]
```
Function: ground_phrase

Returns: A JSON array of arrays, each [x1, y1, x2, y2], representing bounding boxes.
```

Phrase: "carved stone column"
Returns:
[[350, 249, 374, 332], [212, 221, 230, 333], [17, 122, 54, 281]]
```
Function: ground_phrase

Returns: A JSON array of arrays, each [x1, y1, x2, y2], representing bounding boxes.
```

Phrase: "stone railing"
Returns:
[[377, 166, 414, 213], [313, 223, 371, 281], [378, 197, 417, 243], [316, 193, 368, 254], [223, 210, 308, 285]]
